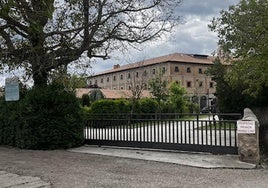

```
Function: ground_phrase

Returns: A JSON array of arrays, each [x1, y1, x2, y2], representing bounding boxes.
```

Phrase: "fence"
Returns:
[[84, 113, 241, 154]]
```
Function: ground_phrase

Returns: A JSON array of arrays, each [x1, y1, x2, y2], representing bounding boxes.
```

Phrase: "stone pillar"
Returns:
[[237, 108, 260, 164]]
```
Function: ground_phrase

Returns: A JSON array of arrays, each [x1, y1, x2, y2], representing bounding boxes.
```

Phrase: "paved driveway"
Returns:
[[0, 146, 268, 188]]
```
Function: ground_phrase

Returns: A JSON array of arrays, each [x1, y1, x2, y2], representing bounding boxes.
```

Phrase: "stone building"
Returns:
[[87, 53, 217, 109]]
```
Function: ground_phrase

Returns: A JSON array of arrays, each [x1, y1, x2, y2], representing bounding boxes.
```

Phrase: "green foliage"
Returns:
[[186, 102, 200, 114], [168, 82, 187, 113], [90, 99, 131, 114], [0, 98, 20, 146], [82, 94, 90, 106], [160, 102, 177, 113], [138, 98, 158, 113], [149, 78, 188, 113], [209, 0, 268, 99], [51, 72, 88, 91], [0, 85, 84, 149], [88, 98, 158, 115], [149, 72, 168, 111], [227, 57, 268, 98], [206, 58, 263, 113]]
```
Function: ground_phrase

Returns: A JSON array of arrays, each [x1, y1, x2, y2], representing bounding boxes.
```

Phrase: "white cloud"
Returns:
[[91, 0, 240, 74], [0, 1, 241, 84]]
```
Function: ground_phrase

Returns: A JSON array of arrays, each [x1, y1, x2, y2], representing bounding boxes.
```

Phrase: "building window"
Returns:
[[199, 81, 203, 88], [152, 69, 156, 74], [107, 77, 109, 82], [113, 75, 116, 81], [121, 87, 124, 90], [187, 81, 192, 88], [128, 73, 131, 79], [128, 85, 131, 90], [187, 67, 191, 73], [175, 66, 179, 72], [89, 81, 92, 85], [199, 68, 203, 74], [120, 74, 123, 80], [210, 82, 214, 88], [136, 72, 139, 78], [94, 80, 97, 84], [100, 78, 103, 83]]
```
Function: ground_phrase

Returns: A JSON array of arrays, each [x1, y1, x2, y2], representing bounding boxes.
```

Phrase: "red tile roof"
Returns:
[[76, 88, 152, 99], [93, 53, 216, 76]]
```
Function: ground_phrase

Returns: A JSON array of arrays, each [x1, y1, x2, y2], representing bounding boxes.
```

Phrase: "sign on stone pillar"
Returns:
[[237, 120, 255, 134], [237, 108, 260, 164]]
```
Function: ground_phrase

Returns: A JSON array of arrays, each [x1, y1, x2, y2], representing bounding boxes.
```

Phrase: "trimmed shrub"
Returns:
[[138, 98, 158, 113], [0, 84, 84, 149], [0, 97, 20, 146], [161, 103, 176, 113], [90, 99, 131, 114], [17, 85, 84, 149], [186, 102, 200, 113]]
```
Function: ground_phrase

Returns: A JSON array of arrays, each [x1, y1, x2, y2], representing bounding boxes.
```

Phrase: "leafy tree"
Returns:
[[209, 0, 268, 98], [168, 82, 187, 113], [206, 58, 256, 113], [0, 0, 182, 87], [149, 71, 168, 112], [138, 98, 158, 114], [51, 69, 88, 91]]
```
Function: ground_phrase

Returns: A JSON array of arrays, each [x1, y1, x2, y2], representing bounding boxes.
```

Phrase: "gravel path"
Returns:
[[0, 146, 268, 188]]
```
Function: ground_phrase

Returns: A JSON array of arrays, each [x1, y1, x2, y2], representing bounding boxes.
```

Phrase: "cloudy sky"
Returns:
[[0, 0, 240, 86], [91, 0, 240, 74]]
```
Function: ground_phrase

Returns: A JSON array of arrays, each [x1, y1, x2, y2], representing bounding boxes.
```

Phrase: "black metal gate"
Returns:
[[83, 113, 240, 154]]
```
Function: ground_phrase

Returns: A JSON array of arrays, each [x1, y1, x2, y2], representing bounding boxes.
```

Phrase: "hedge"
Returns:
[[0, 84, 84, 149]]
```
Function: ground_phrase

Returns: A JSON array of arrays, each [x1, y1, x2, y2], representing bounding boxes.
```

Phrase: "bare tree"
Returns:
[[126, 60, 148, 112], [149, 69, 168, 112], [0, 0, 182, 86]]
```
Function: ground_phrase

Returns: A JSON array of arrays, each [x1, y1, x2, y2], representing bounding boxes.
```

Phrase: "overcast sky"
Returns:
[[91, 0, 240, 74], [0, 0, 240, 86]]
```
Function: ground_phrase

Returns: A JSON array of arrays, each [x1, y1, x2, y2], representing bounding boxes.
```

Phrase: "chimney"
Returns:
[[113, 64, 120, 69]]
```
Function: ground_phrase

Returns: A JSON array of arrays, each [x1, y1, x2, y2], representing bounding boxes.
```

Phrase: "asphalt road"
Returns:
[[0, 146, 268, 188]]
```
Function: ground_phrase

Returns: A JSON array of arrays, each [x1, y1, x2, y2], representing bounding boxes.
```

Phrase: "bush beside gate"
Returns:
[[0, 84, 84, 150]]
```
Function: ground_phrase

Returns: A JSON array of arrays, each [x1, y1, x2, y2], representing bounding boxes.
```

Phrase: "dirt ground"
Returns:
[[0, 146, 268, 188]]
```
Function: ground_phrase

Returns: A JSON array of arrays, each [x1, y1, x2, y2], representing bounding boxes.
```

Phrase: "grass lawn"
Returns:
[[203, 122, 237, 130], [179, 115, 208, 120]]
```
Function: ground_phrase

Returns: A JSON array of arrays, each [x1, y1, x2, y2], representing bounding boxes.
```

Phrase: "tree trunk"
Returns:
[[33, 70, 48, 87]]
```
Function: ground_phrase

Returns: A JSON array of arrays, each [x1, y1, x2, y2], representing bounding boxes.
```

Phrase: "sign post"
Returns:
[[5, 77, 19, 101], [237, 120, 255, 134]]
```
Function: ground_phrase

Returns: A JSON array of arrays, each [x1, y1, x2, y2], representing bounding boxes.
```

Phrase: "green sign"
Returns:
[[5, 77, 19, 101]]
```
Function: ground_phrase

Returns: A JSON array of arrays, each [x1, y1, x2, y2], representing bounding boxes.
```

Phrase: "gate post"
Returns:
[[237, 108, 260, 164]]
